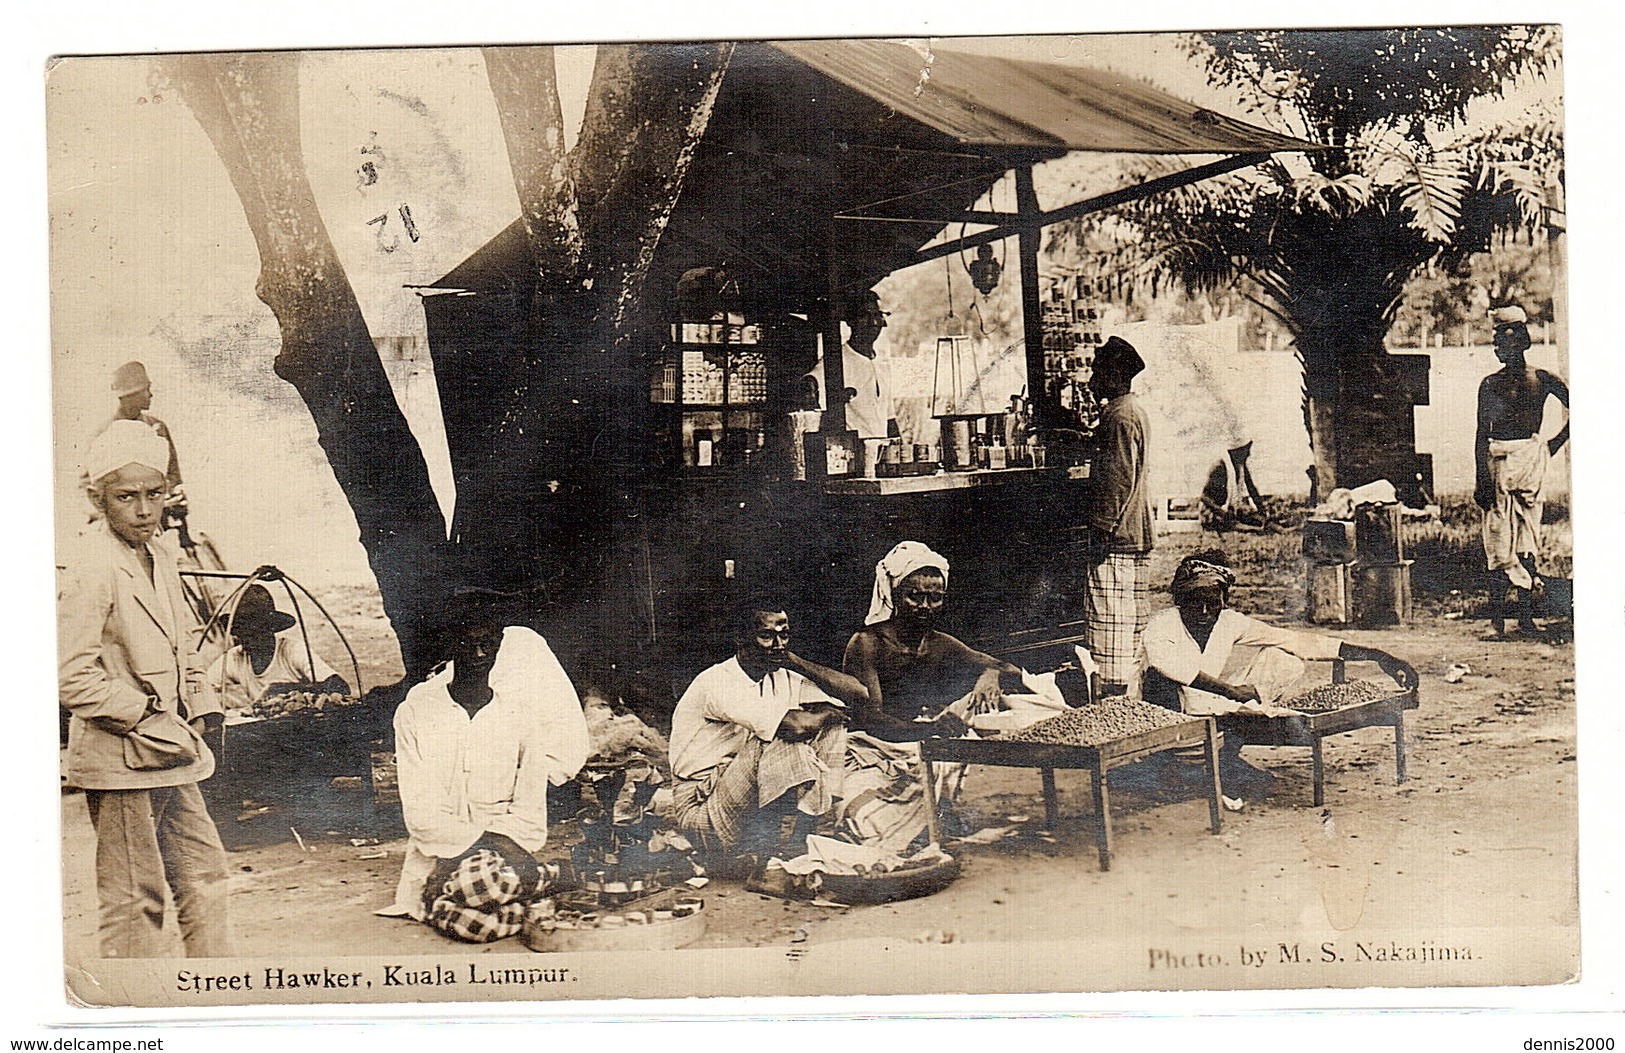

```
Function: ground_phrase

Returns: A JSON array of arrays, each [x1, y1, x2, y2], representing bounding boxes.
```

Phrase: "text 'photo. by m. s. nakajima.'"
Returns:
[[49, 27, 1573, 1007]]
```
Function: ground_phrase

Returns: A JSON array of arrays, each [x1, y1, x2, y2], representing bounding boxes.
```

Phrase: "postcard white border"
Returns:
[[9, 0, 1623, 1042]]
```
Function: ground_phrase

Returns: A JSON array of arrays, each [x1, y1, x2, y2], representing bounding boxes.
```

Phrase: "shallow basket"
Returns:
[[522, 902, 707, 953], [812, 855, 961, 905]]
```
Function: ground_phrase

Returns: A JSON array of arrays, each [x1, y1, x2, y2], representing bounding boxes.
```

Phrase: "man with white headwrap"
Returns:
[[59, 419, 229, 958], [839, 542, 1026, 848], [844, 541, 1024, 741], [1475, 305, 1569, 636]]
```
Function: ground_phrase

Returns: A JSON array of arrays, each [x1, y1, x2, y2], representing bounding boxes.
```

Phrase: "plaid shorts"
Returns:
[[426, 897, 526, 943], [1084, 552, 1150, 689], [421, 848, 555, 944]]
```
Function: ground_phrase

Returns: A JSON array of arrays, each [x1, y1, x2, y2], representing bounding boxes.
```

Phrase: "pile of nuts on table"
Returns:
[[247, 690, 360, 720], [1280, 678, 1397, 713], [1004, 699, 1192, 747]]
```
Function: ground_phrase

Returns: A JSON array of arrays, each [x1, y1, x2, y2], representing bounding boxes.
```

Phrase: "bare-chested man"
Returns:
[[843, 541, 1023, 741], [1474, 305, 1569, 636]]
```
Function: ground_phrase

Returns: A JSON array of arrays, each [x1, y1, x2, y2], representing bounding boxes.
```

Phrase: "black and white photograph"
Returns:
[[44, 20, 1591, 1014]]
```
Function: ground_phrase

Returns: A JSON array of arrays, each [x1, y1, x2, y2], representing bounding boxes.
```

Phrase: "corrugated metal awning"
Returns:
[[770, 38, 1319, 155]]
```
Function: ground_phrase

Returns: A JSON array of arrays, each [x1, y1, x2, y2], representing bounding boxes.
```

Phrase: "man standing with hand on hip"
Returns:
[[1475, 304, 1570, 637], [59, 419, 229, 958]]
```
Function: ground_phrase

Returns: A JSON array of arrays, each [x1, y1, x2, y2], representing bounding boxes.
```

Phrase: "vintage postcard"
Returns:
[[48, 26, 1577, 1011]]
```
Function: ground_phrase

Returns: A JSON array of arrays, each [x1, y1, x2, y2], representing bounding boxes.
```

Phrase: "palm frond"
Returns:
[[1479, 159, 1550, 227], [1396, 155, 1469, 242]]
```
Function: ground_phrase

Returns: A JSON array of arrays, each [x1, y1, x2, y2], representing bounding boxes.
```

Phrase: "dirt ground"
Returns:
[[59, 532, 1579, 992]]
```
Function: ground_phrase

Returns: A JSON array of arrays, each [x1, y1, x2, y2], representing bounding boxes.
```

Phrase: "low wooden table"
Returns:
[[918, 713, 1223, 872], [1226, 686, 1420, 806]]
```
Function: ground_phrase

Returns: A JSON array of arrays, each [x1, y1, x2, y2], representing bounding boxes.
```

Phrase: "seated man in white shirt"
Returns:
[[378, 590, 590, 941], [203, 584, 348, 713], [667, 595, 868, 863], [1143, 551, 1417, 792]]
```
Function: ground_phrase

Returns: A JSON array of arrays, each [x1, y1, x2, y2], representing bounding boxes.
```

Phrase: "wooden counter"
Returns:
[[822, 463, 1089, 497]]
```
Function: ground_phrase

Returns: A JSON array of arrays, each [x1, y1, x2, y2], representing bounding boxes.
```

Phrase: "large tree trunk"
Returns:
[[1300, 331, 1431, 504], [165, 54, 449, 676], [1279, 211, 1436, 505], [169, 44, 735, 679], [417, 43, 733, 670]]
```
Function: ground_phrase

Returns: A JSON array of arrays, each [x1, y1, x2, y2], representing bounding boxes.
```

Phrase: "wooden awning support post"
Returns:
[[822, 212, 849, 435], [1015, 164, 1047, 431]]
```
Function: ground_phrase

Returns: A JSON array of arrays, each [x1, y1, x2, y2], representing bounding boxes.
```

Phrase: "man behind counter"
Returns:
[[806, 288, 899, 442]]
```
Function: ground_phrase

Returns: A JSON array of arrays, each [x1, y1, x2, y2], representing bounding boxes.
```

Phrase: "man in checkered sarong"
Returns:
[[667, 596, 869, 862], [376, 589, 589, 941], [1081, 336, 1154, 696]]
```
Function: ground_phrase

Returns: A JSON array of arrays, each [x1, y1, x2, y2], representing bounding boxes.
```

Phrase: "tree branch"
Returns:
[[482, 46, 585, 295], [164, 52, 448, 673]]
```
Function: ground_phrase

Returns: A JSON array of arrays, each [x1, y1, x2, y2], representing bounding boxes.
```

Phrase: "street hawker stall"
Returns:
[[920, 699, 1223, 871], [182, 566, 372, 822], [1221, 662, 1419, 806]]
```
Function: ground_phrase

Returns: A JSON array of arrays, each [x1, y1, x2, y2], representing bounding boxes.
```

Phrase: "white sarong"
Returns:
[[1483, 436, 1547, 589]]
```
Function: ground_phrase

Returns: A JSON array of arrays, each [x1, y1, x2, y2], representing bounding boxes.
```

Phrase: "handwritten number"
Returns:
[[367, 212, 398, 254]]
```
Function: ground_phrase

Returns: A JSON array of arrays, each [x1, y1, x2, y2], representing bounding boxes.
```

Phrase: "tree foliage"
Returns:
[[1054, 27, 1560, 329], [1390, 231, 1556, 347], [1047, 26, 1562, 491]]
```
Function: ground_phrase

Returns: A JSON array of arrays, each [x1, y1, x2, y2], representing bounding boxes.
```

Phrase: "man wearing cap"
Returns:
[[807, 290, 899, 442], [379, 590, 590, 933], [1080, 336, 1154, 696], [1475, 305, 1570, 636], [97, 362, 183, 493], [201, 583, 348, 714], [59, 419, 230, 958]]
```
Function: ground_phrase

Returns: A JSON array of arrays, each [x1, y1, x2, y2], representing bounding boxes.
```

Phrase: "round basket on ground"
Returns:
[[812, 855, 961, 905], [522, 899, 707, 953]]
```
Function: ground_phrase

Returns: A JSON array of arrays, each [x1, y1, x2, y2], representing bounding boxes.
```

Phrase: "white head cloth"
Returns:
[[82, 418, 170, 486], [865, 541, 950, 625]]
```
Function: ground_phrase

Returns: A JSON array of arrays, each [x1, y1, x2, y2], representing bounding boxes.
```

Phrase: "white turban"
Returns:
[[865, 541, 950, 626], [82, 419, 170, 486]]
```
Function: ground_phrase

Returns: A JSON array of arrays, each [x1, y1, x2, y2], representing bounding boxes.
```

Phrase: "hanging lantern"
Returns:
[[968, 243, 1003, 295]]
